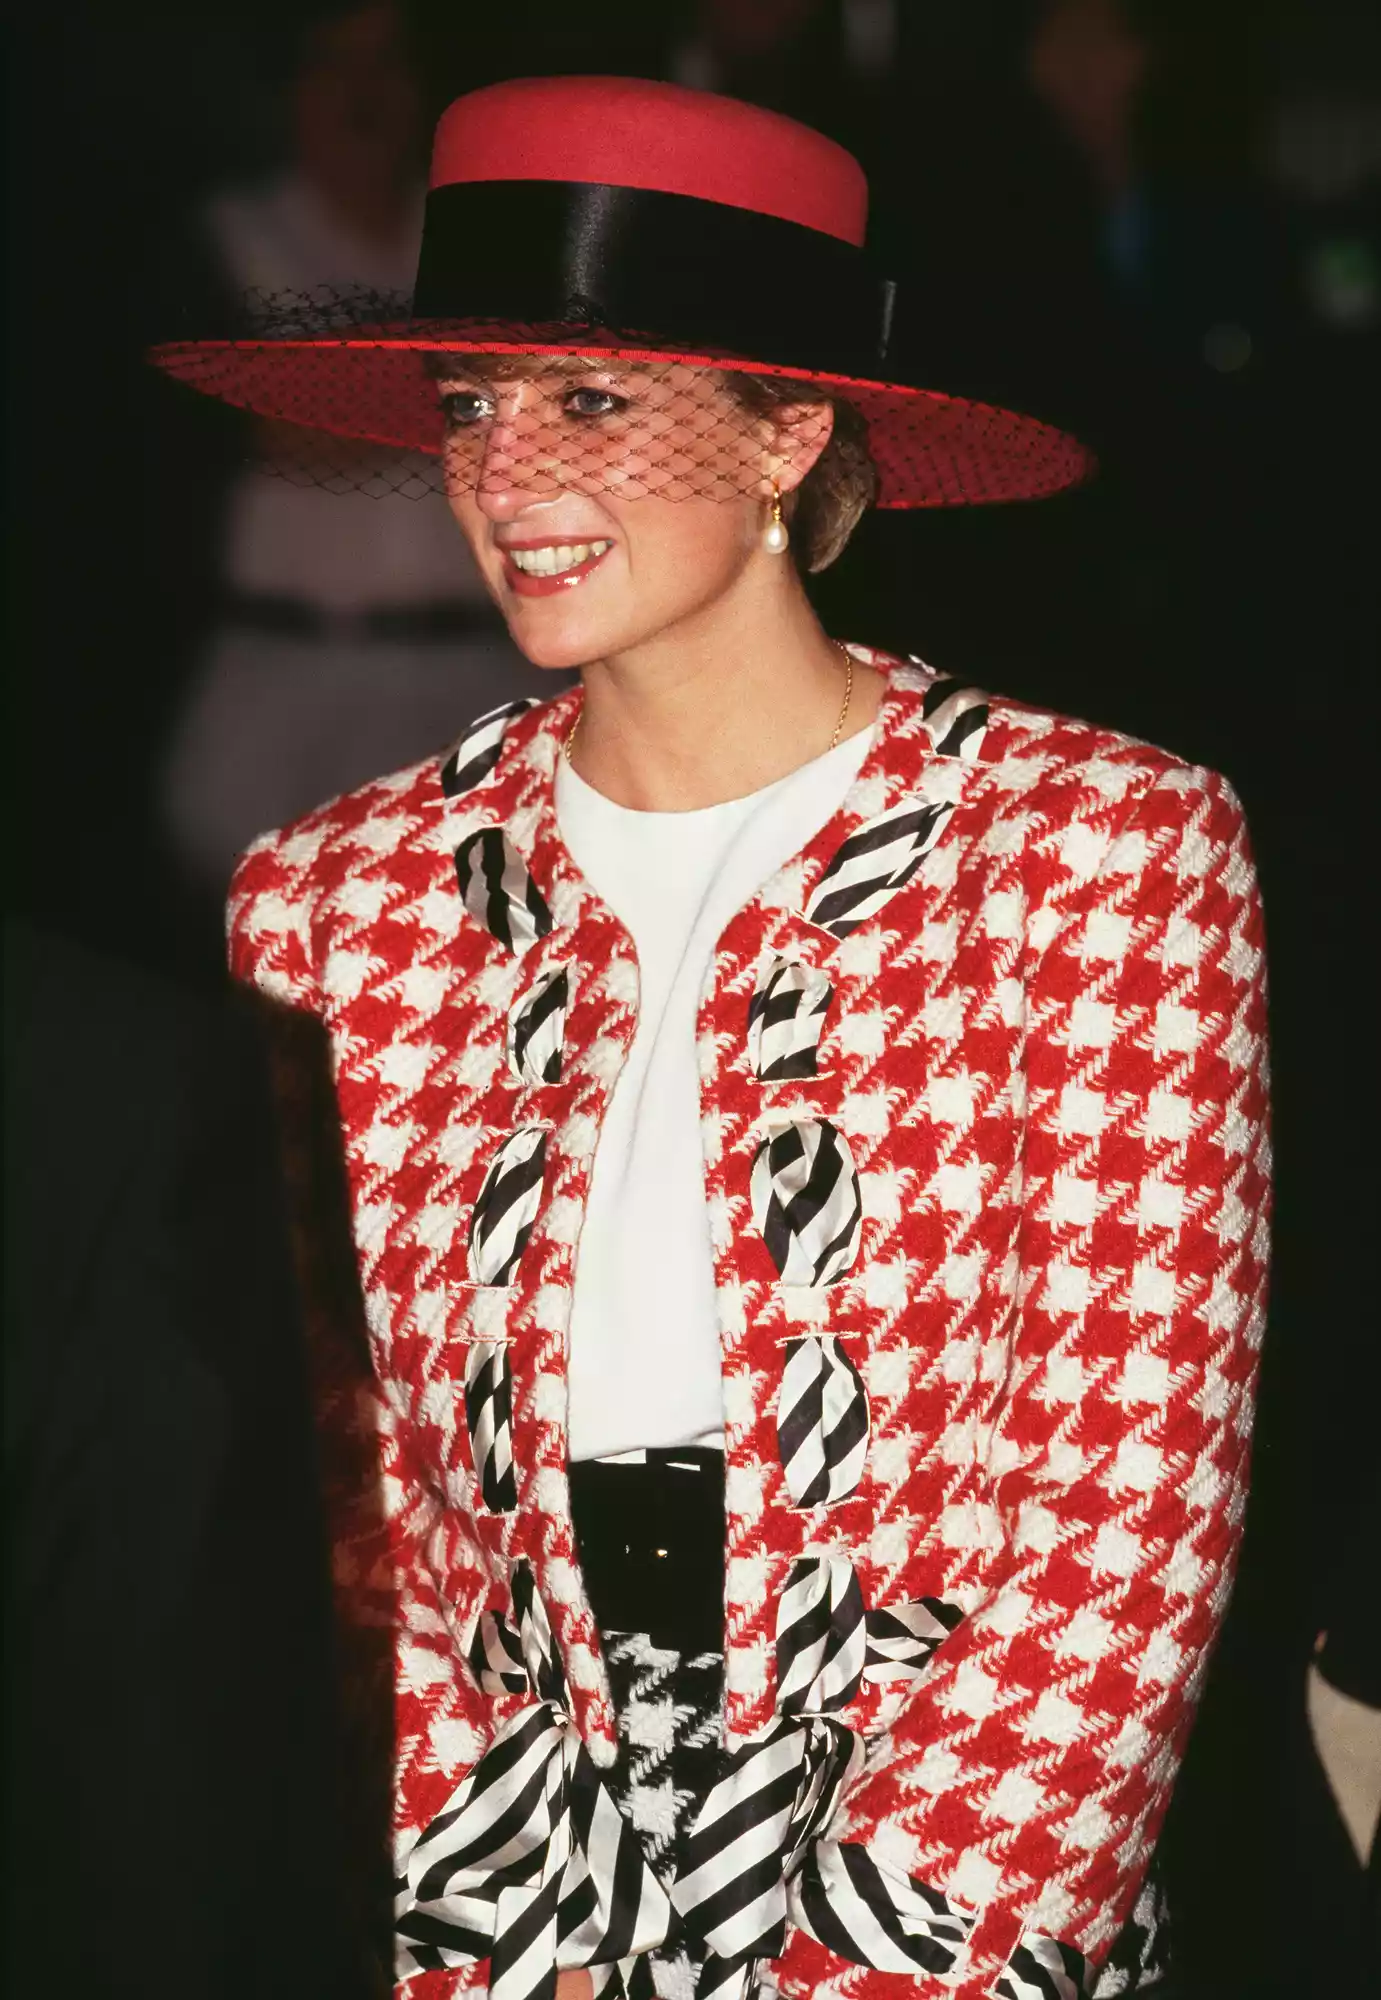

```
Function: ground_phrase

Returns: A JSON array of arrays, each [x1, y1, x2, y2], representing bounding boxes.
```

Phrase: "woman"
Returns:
[[154, 74, 1269, 2000]]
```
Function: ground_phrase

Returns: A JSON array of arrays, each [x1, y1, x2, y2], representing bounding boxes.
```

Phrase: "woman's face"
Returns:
[[438, 358, 828, 670]]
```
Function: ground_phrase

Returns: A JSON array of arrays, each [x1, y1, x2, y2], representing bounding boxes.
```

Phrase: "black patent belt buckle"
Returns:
[[569, 1447, 724, 1654]]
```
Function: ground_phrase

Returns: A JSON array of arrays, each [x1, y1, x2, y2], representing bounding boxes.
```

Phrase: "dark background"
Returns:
[[4, 3, 1378, 1991]]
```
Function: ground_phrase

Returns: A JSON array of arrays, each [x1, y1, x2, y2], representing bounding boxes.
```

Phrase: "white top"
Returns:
[[558, 724, 875, 1461]]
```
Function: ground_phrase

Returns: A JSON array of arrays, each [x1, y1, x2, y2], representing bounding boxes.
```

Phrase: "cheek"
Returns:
[[625, 500, 756, 599]]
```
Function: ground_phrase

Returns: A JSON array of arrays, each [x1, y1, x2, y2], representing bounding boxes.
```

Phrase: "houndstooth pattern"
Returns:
[[1089, 1867, 1170, 1996], [229, 647, 1269, 1997], [603, 1633, 724, 2000]]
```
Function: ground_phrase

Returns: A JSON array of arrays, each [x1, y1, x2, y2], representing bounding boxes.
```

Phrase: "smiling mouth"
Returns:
[[506, 540, 612, 576]]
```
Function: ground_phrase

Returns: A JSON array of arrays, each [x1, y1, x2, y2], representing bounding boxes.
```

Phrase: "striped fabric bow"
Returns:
[[674, 1557, 978, 1996], [672, 1712, 979, 1998], [395, 1564, 671, 2000], [671, 1713, 863, 1999]]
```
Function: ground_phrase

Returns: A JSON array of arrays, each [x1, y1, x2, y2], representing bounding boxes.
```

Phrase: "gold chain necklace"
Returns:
[[826, 642, 856, 751], [562, 642, 855, 764]]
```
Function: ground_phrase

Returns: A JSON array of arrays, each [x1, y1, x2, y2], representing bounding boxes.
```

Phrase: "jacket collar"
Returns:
[[426, 648, 991, 954]]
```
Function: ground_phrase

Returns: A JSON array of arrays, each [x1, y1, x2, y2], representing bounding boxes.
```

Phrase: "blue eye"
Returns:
[[440, 389, 491, 427], [563, 387, 628, 419]]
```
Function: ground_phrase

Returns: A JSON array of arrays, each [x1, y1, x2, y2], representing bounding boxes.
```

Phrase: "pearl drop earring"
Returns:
[[764, 479, 789, 554]]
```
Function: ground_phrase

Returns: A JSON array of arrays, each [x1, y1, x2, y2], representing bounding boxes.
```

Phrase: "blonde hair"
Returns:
[[724, 372, 878, 573]]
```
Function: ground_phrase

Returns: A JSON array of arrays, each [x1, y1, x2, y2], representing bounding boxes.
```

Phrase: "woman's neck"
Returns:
[[566, 570, 885, 812]]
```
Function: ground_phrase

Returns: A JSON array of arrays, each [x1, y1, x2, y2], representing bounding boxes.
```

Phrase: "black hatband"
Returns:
[[413, 179, 893, 377]]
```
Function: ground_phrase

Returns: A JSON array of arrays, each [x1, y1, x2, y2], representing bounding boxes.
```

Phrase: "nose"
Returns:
[[470, 383, 565, 521]]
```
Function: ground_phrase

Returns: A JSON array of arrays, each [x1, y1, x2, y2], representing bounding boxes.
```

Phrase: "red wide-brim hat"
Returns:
[[150, 75, 1093, 508]]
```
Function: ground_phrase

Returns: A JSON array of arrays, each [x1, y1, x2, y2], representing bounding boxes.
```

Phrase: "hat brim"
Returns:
[[149, 320, 1094, 508]]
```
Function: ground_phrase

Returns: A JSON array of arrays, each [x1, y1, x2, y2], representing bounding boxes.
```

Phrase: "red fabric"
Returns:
[[229, 654, 1269, 1997], [150, 336, 1093, 510], [429, 75, 868, 246]]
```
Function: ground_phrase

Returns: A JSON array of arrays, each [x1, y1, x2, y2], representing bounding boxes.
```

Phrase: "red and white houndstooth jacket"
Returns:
[[229, 649, 1270, 2000]]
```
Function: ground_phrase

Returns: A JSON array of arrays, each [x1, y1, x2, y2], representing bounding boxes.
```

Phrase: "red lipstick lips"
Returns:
[[499, 538, 613, 598]]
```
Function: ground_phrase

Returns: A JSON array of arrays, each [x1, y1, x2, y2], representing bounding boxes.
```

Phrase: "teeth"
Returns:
[[508, 541, 610, 576]]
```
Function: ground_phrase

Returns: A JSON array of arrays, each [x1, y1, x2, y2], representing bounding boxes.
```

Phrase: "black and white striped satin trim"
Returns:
[[455, 825, 553, 955], [804, 794, 952, 939], [440, 697, 537, 797], [791, 1841, 976, 1977], [776, 1554, 866, 1714], [467, 1603, 528, 1696], [508, 1556, 567, 1707], [922, 675, 989, 760], [777, 1336, 868, 1506], [468, 1126, 548, 1286], [507, 965, 570, 1085], [672, 1712, 862, 1992], [746, 957, 834, 1080], [397, 1560, 668, 1998], [463, 1340, 517, 1512], [996, 1931, 1089, 2000], [863, 1596, 964, 1682], [750, 1118, 862, 1286], [674, 1709, 979, 1997]]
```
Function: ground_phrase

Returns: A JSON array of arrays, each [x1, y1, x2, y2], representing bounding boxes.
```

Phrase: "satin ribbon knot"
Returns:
[[671, 1712, 863, 1999], [395, 1565, 671, 2000]]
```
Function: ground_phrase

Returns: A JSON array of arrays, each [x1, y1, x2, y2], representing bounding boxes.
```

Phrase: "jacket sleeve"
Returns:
[[228, 838, 497, 1998], [777, 763, 1271, 1999]]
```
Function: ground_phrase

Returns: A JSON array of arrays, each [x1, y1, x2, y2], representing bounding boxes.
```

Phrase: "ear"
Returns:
[[758, 402, 834, 498]]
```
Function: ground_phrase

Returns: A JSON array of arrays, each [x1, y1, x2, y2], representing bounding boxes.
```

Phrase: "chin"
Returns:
[[503, 613, 610, 671], [501, 600, 656, 672]]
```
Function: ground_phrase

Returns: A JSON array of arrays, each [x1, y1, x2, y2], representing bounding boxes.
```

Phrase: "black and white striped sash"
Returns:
[[799, 673, 988, 941], [508, 965, 570, 1085], [468, 1603, 528, 1696], [441, 698, 538, 797], [670, 1555, 979, 1997], [469, 1126, 549, 1286], [777, 1336, 868, 1507], [791, 1841, 976, 1977], [996, 1931, 1089, 1999], [455, 825, 553, 955], [397, 1563, 671, 2000], [749, 1119, 862, 1287], [671, 1712, 862, 1998], [463, 1341, 517, 1512], [803, 794, 952, 939], [863, 1596, 964, 1683], [920, 676, 989, 760], [746, 958, 833, 1081], [776, 1555, 867, 1714], [673, 1706, 980, 1999]]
